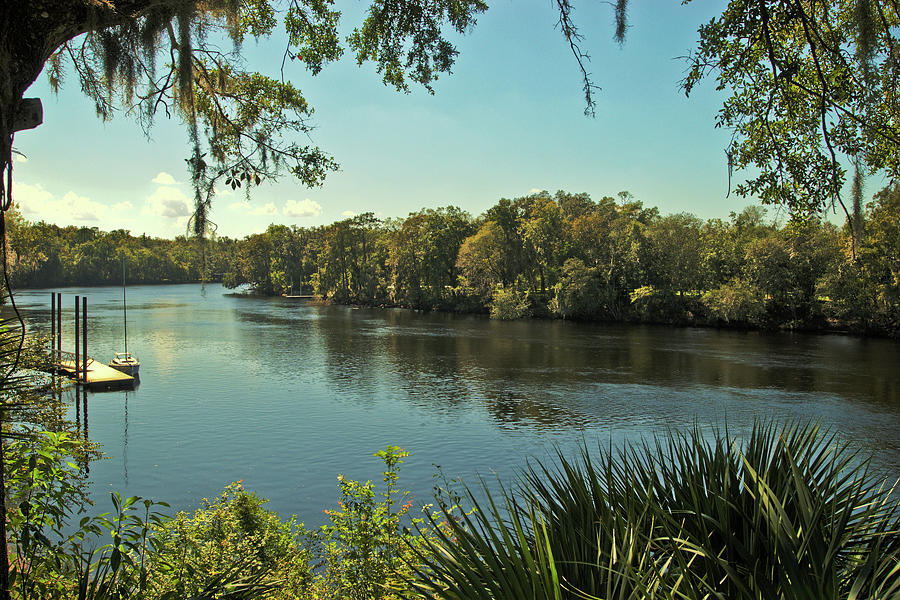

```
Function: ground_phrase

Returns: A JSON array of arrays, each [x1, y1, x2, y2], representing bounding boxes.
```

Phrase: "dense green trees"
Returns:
[[5, 209, 234, 287], [11, 190, 894, 333], [9, 186, 899, 335]]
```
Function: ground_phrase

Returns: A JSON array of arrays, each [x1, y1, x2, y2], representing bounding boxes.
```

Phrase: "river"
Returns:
[[13, 283, 900, 525]]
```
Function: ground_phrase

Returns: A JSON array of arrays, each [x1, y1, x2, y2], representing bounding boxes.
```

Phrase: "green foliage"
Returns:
[[550, 258, 601, 319], [628, 285, 687, 323], [702, 278, 766, 325], [308, 445, 427, 600], [6, 441, 439, 600], [455, 221, 507, 298], [489, 285, 531, 320], [411, 421, 900, 599], [5, 427, 272, 599], [643, 212, 703, 295], [5, 209, 232, 287], [348, 0, 488, 93], [683, 0, 900, 216], [389, 208, 475, 309], [7, 431, 87, 599], [147, 483, 309, 599], [10, 187, 899, 335]]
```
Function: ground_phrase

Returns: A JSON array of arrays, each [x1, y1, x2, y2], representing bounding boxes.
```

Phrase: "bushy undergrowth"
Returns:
[[410, 422, 900, 599], [7, 443, 436, 600], [490, 285, 531, 320], [145, 482, 312, 599], [8, 424, 900, 599]]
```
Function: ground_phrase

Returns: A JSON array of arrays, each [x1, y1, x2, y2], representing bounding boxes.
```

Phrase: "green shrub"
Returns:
[[628, 285, 687, 322], [490, 285, 531, 320], [7, 431, 88, 599], [410, 421, 900, 599], [550, 258, 602, 319], [702, 277, 766, 325], [146, 482, 311, 599], [308, 445, 433, 600]]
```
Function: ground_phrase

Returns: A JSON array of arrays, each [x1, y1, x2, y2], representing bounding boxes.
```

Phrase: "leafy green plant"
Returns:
[[550, 258, 602, 319], [6, 431, 86, 599], [410, 421, 900, 599], [146, 482, 305, 599], [490, 285, 531, 320], [309, 445, 430, 600], [68, 493, 173, 600], [702, 278, 766, 325]]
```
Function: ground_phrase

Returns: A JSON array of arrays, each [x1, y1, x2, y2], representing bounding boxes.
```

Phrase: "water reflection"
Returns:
[[13, 284, 900, 523], [298, 306, 900, 433]]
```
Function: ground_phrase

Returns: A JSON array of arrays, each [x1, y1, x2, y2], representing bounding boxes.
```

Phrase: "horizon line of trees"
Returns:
[[6, 187, 900, 336], [4, 213, 237, 287]]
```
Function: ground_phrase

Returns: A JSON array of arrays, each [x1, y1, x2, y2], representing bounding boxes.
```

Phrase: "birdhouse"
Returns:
[[13, 98, 43, 132]]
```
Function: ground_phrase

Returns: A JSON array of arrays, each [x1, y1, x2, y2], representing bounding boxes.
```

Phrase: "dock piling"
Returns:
[[56, 293, 61, 362], [74, 296, 80, 382], [82, 298, 87, 383], [51, 292, 55, 357]]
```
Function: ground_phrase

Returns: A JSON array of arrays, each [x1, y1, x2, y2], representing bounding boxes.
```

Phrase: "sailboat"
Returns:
[[109, 258, 140, 378]]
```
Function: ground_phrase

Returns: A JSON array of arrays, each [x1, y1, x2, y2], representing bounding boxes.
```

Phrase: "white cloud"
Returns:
[[13, 182, 107, 222], [145, 185, 191, 218], [63, 191, 105, 221], [284, 198, 323, 218], [529, 188, 543, 194], [13, 182, 53, 215], [249, 202, 277, 216], [13, 154, 28, 164], [227, 200, 277, 216], [152, 172, 178, 185], [341, 210, 358, 217]]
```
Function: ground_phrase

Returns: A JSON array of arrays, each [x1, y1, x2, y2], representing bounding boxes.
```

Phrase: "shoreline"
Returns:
[[9, 281, 897, 340]]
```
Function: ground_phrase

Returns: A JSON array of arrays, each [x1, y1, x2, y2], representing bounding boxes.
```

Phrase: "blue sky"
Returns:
[[12, 1, 766, 239]]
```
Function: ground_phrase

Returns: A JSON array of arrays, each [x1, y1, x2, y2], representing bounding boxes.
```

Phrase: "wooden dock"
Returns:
[[57, 356, 136, 391]]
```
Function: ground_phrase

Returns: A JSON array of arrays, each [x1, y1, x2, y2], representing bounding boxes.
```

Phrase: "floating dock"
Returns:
[[57, 356, 136, 391]]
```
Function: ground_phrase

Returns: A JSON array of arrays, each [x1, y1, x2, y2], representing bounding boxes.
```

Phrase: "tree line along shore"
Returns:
[[6, 187, 899, 337]]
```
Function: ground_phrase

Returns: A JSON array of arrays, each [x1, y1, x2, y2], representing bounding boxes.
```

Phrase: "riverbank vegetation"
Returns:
[[2, 312, 898, 597], [5, 373, 900, 599], [3, 210, 235, 286], [8, 185, 899, 336]]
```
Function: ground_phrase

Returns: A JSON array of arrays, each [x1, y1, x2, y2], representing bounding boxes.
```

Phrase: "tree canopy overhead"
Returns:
[[683, 0, 900, 219], [0, 0, 490, 237], [3, 0, 900, 240]]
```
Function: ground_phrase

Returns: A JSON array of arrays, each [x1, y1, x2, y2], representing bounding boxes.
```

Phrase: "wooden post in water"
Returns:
[[74, 296, 80, 382], [82, 297, 88, 383], [56, 293, 62, 363], [82, 386, 90, 474], [82, 386, 89, 440], [50, 292, 55, 358], [50, 293, 55, 379]]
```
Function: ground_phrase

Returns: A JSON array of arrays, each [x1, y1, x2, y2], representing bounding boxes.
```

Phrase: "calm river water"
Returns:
[[14, 283, 900, 524]]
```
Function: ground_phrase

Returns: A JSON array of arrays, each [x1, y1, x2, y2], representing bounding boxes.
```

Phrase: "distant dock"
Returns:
[[282, 294, 316, 300], [56, 354, 136, 391]]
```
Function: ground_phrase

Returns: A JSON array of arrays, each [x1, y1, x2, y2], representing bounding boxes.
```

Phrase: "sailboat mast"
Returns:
[[122, 257, 128, 355]]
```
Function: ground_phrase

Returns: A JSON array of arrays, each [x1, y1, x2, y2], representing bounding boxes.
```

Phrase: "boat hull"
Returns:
[[110, 354, 140, 378]]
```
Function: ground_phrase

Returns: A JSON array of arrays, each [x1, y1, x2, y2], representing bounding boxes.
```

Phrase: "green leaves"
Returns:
[[412, 420, 900, 599], [348, 0, 487, 93], [685, 0, 900, 216]]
